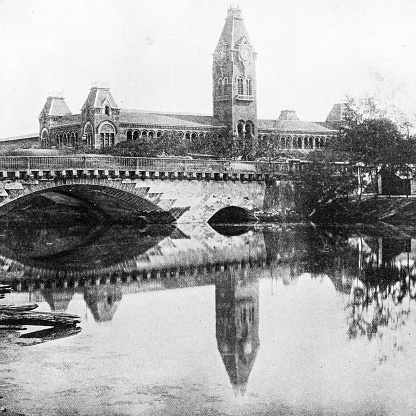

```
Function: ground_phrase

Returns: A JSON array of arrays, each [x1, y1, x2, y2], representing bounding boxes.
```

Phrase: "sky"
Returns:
[[0, 0, 416, 138]]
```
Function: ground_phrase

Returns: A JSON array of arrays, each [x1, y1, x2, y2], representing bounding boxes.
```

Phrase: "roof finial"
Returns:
[[227, 5, 242, 18]]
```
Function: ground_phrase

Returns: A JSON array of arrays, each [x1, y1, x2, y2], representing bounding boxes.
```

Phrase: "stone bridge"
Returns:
[[0, 155, 298, 223]]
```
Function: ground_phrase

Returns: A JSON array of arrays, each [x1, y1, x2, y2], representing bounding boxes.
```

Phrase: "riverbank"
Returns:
[[309, 195, 416, 226]]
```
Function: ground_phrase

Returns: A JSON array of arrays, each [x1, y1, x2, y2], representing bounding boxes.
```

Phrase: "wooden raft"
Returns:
[[0, 303, 80, 327]]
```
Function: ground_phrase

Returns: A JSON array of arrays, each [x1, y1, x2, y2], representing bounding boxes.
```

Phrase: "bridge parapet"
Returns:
[[0, 156, 298, 182]]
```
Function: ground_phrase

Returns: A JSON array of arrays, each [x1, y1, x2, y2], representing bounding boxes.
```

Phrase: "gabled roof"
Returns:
[[81, 87, 119, 110], [39, 97, 72, 117]]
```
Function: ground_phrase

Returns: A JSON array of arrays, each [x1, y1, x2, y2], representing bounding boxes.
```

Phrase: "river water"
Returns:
[[1, 217, 416, 416]]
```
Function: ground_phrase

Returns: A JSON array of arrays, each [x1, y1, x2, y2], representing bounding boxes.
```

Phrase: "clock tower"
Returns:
[[213, 7, 258, 149]]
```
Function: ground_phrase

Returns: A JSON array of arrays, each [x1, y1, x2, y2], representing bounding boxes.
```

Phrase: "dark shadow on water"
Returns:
[[209, 223, 253, 237], [18, 325, 82, 345]]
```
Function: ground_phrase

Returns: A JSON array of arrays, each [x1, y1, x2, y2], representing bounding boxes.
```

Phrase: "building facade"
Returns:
[[39, 7, 341, 154]]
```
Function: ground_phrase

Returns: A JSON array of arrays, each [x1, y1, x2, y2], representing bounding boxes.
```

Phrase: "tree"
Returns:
[[294, 150, 358, 220], [331, 118, 410, 168]]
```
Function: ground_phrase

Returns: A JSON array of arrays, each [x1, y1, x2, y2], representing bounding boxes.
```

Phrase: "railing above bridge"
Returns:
[[0, 155, 302, 177]]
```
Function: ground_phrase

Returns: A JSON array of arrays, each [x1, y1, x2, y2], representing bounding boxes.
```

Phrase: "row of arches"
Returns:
[[51, 122, 115, 148], [217, 77, 229, 96], [237, 120, 254, 138], [258, 134, 330, 150], [125, 129, 223, 141], [56, 131, 81, 147]]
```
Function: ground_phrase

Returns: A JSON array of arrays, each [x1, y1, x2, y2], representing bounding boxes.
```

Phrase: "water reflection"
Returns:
[[3, 221, 416, 414], [216, 269, 259, 395], [84, 285, 123, 322], [346, 235, 416, 359]]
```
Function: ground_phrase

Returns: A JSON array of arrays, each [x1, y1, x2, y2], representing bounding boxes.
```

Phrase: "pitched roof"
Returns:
[[151, 112, 222, 126], [39, 97, 72, 117], [81, 87, 119, 110], [258, 118, 337, 134], [119, 109, 222, 128]]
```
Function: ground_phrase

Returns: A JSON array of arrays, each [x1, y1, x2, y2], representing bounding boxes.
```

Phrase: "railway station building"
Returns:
[[38, 7, 342, 154]]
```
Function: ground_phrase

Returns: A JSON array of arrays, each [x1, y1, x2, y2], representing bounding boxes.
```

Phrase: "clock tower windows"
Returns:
[[246, 78, 252, 96], [237, 77, 244, 95]]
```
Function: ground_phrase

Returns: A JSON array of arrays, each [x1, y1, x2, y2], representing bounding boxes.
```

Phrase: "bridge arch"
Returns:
[[208, 206, 257, 224], [0, 181, 181, 224]]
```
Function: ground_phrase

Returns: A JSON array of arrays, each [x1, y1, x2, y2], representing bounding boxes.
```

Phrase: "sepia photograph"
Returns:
[[0, 0, 416, 415]]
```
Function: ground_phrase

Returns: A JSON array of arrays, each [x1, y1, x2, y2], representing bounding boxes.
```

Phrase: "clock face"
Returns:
[[240, 47, 250, 61], [218, 48, 226, 60]]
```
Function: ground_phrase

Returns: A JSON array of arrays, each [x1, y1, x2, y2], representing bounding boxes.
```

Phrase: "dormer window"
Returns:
[[104, 105, 110, 116]]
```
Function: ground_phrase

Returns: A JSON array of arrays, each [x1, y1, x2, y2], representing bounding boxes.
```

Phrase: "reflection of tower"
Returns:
[[83, 284, 122, 322], [215, 267, 259, 395], [41, 288, 74, 312]]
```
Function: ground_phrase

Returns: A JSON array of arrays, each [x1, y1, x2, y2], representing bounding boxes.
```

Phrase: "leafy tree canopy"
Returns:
[[330, 97, 416, 169]]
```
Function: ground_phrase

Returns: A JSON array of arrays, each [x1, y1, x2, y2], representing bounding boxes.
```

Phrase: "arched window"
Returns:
[[298, 137, 303, 149], [185, 132, 191, 141], [105, 105, 110, 116], [237, 121, 244, 137], [245, 122, 253, 139], [142, 131, 148, 138], [218, 78, 223, 95], [237, 77, 243, 95], [148, 131, 155, 139], [246, 78, 252, 95], [223, 77, 228, 94], [84, 122, 93, 147], [156, 131, 162, 138], [293, 136, 298, 149], [127, 130, 132, 141], [133, 131, 139, 140], [40, 129, 49, 147], [191, 132, 197, 141]]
